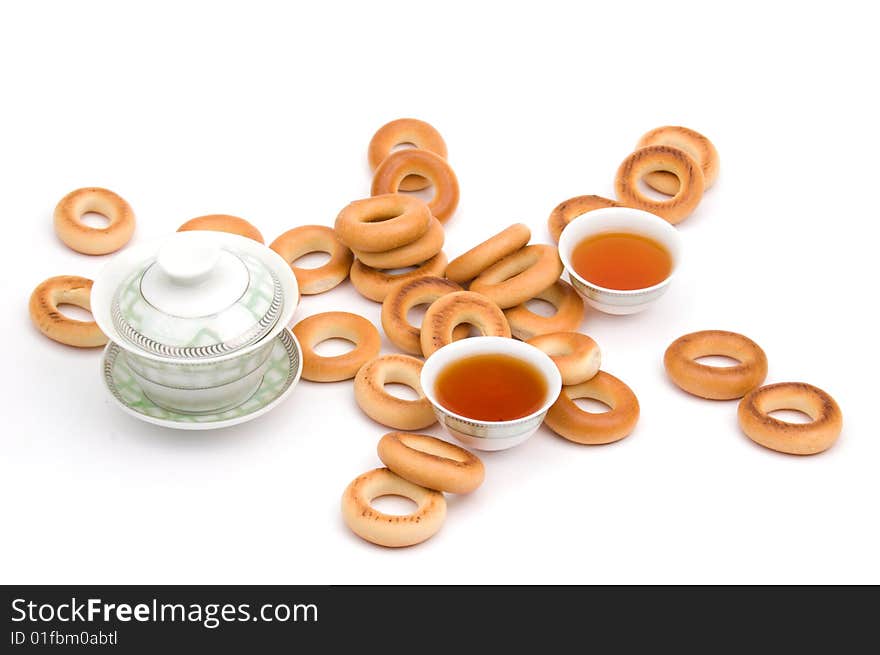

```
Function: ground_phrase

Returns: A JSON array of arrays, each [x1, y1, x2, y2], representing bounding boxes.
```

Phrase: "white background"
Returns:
[[1, 1, 876, 584]]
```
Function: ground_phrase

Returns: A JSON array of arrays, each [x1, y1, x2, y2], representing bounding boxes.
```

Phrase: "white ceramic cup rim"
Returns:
[[420, 336, 563, 428], [557, 207, 681, 295]]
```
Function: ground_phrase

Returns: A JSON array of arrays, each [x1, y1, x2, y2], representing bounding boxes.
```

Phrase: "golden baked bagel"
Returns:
[[29, 276, 107, 348], [614, 145, 705, 224], [293, 312, 381, 382], [354, 355, 437, 430], [470, 245, 563, 309], [53, 187, 135, 255], [636, 125, 719, 195], [738, 382, 842, 455], [377, 432, 484, 494], [341, 468, 446, 548], [544, 371, 639, 445], [664, 330, 768, 400], [270, 225, 353, 295]]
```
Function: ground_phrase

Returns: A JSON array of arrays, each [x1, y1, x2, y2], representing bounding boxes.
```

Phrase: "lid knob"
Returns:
[[156, 240, 220, 286]]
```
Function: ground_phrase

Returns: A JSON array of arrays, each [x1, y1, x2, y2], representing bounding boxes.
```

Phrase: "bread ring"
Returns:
[[29, 276, 108, 348], [446, 224, 531, 284], [342, 468, 446, 548], [335, 194, 431, 253], [269, 225, 353, 295], [293, 311, 381, 382], [664, 330, 768, 400], [470, 245, 563, 309], [371, 150, 460, 223], [377, 432, 485, 494], [368, 118, 448, 192], [353, 217, 444, 269], [178, 214, 264, 243], [420, 291, 511, 357], [527, 332, 600, 386], [614, 145, 705, 224], [503, 280, 584, 340], [53, 187, 135, 255], [544, 371, 639, 445], [738, 383, 843, 455], [350, 252, 448, 303], [547, 195, 619, 243], [381, 276, 467, 355], [636, 126, 719, 195], [354, 355, 436, 430]]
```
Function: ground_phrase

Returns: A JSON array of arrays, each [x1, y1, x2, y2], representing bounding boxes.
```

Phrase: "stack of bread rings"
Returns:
[[342, 432, 485, 547], [664, 330, 842, 455], [333, 118, 460, 303], [547, 126, 720, 241]]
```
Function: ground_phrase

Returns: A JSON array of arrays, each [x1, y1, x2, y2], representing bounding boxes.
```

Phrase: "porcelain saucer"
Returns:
[[101, 328, 302, 430]]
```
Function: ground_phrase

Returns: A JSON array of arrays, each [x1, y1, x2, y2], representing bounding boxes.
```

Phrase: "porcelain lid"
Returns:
[[111, 234, 283, 358]]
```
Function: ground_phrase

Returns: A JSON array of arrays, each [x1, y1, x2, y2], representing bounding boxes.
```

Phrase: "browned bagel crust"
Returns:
[[293, 311, 381, 382], [544, 371, 639, 444], [350, 252, 448, 303], [341, 468, 446, 547], [371, 150, 460, 223], [334, 194, 431, 253], [352, 217, 444, 269], [738, 382, 842, 455], [381, 276, 466, 355], [29, 276, 107, 348], [547, 195, 619, 243], [636, 126, 719, 195], [469, 245, 563, 309], [53, 187, 136, 255], [368, 118, 448, 192], [178, 214, 264, 243], [354, 355, 436, 430], [614, 145, 705, 224], [446, 224, 531, 284], [664, 330, 768, 400], [377, 432, 485, 494], [504, 280, 584, 340], [420, 291, 511, 357], [527, 332, 601, 386], [269, 225, 353, 295]]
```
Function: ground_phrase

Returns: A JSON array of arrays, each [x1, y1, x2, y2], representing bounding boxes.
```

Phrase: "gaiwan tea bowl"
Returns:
[[420, 336, 562, 451], [558, 206, 681, 315]]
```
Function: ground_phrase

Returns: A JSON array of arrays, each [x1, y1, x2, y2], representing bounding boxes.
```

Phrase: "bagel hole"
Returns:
[[290, 251, 331, 269], [406, 303, 430, 327], [313, 337, 356, 356], [768, 409, 813, 424], [573, 397, 611, 414], [56, 303, 94, 321], [637, 174, 677, 200], [524, 298, 557, 317], [383, 382, 420, 401], [396, 186, 435, 204], [695, 355, 740, 367], [365, 209, 405, 224], [465, 324, 483, 337], [382, 265, 418, 275], [390, 142, 418, 154], [371, 494, 418, 516], [79, 211, 111, 228]]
